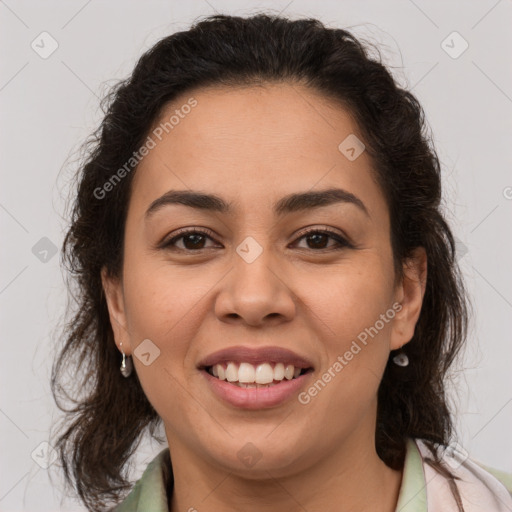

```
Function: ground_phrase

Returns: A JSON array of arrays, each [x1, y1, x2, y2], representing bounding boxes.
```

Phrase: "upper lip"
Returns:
[[198, 346, 314, 369]]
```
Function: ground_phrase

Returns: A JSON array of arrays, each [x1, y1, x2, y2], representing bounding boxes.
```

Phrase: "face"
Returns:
[[102, 83, 426, 477]]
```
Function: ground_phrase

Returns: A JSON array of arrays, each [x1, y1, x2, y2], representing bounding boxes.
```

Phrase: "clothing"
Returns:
[[113, 438, 512, 511]]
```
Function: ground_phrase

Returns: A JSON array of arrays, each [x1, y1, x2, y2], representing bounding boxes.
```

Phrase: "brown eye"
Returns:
[[160, 229, 219, 251], [177, 233, 208, 250], [293, 229, 352, 251]]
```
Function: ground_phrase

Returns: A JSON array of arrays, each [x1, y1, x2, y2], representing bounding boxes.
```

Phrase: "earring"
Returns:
[[119, 342, 133, 377], [392, 347, 409, 367]]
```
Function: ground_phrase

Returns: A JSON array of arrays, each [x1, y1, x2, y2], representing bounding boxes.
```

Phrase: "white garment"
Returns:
[[416, 439, 512, 511]]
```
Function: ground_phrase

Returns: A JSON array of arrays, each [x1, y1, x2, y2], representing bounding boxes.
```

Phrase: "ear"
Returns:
[[101, 266, 132, 355], [390, 246, 427, 351]]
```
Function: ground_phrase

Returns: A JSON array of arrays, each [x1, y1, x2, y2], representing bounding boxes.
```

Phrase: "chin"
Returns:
[[202, 431, 312, 477]]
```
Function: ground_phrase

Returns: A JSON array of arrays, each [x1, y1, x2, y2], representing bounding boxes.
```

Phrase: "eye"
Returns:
[[159, 228, 219, 251], [292, 228, 352, 251]]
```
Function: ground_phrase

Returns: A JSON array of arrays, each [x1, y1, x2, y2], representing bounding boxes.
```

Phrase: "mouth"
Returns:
[[201, 362, 314, 388], [197, 346, 314, 408]]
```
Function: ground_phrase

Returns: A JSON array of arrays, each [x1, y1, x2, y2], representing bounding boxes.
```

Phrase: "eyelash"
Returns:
[[159, 227, 353, 252]]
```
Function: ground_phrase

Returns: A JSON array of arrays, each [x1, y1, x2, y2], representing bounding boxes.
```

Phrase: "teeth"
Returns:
[[210, 361, 306, 384], [234, 382, 278, 388], [238, 362, 256, 383], [225, 362, 238, 382], [274, 362, 285, 380], [254, 363, 274, 384]]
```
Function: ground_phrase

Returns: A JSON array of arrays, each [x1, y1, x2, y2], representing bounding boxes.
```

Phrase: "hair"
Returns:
[[50, 12, 470, 511]]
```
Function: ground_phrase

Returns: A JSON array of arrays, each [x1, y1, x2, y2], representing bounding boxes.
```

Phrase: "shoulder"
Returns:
[[112, 447, 172, 512], [413, 438, 512, 511], [471, 461, 512, 495]]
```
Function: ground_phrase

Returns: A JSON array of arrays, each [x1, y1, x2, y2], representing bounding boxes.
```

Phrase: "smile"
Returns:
[[197, 345, 315, 408], [206, 361, 311, 388]]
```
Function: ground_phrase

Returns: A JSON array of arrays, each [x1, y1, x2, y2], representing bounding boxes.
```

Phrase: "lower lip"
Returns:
[[201, 369, 311, 410]]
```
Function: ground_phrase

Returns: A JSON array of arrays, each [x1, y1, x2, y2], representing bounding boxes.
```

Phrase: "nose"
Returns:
[[214, 242, 297, 327]]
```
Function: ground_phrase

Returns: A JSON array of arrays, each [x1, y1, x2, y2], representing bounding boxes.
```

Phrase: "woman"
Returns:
[[50, 13, 512, 512]]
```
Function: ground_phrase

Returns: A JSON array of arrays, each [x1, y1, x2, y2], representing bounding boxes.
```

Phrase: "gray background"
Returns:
[[1, 0, 511, 510]]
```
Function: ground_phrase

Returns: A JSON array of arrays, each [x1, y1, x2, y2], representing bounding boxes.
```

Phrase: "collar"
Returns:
[[113, 437, 512, 511], [395, 438, 428, 511], [113, 447, 172, 511]]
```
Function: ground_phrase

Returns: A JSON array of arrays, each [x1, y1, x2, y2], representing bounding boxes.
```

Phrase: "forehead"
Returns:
[[129, 83, 387, 222]]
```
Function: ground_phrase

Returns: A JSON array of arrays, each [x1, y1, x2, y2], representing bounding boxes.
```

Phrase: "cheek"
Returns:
[[121, 257, 216, 367], [120, 261, 206, 413], [300, 314, 392, 436], [308, 257, 394, 340], [304, 259, 395, 404]]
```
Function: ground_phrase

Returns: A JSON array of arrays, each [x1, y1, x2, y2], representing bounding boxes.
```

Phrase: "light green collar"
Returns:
[[395, 438, 428, 511], [115, 438, 428, 511], [113, 448, 171, 511]]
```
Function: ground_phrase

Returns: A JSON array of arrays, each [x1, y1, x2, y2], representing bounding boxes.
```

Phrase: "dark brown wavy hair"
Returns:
[[50, 13, 470, 511]]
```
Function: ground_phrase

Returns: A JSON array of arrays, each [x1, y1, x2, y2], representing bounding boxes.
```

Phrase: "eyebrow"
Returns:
[[144, 187, 370, 220]]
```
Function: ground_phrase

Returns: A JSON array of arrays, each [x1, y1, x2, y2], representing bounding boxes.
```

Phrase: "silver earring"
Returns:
[[393, 348, 409, 367], [119, 342, 133, 377]]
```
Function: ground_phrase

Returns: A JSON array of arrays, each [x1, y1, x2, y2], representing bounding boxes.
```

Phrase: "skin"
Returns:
[[102, 82, 427, 512]]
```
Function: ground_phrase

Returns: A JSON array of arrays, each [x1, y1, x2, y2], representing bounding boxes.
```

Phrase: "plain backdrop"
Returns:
[[1, 0, 511, 510]]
